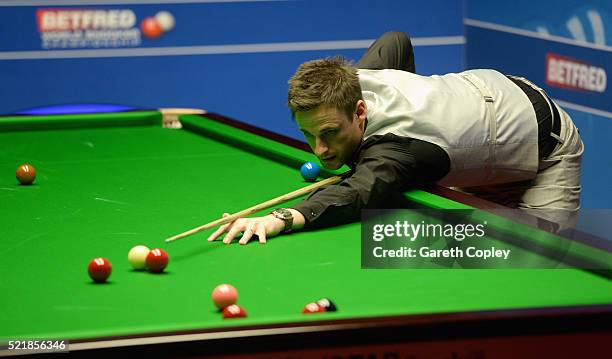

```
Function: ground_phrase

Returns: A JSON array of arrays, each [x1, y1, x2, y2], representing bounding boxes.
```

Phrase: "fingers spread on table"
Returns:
[[208, 214, 270, 245], [238, 223, 256, 245], [255, 223, 267, 244], [207, 213, 233, 242], [207, 221, 232, 242], [223, 219, 245, 244]]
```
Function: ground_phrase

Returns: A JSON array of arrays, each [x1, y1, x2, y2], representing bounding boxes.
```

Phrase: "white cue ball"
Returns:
[[155, 11, 175, 32], [128, 245, 151, 270]]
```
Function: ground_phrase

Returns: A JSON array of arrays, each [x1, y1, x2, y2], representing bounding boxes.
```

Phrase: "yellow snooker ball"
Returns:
[[128, 245, 150, 270]]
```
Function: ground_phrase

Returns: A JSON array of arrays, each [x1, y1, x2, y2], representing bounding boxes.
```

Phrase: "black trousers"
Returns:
[[356, 31, 416, 73]]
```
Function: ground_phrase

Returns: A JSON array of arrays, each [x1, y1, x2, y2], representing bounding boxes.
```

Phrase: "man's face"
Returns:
[[295, 101, 366, 170]]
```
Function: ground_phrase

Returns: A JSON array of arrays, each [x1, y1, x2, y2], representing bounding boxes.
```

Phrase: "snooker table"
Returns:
[[0, 110, 610, 358]]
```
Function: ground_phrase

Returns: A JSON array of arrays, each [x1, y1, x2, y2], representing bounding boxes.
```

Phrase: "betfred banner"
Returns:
[[465, 0, 612, 115], [35, 8, 175, 49], [466, 24, 612, 114], [546, 52, 607, 93]]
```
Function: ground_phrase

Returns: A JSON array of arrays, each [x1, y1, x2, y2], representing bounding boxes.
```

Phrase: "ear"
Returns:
[[355, 100, 367, 129]]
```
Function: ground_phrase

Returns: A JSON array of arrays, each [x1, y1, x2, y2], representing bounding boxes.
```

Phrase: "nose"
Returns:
[[314, 137, 328, 157]]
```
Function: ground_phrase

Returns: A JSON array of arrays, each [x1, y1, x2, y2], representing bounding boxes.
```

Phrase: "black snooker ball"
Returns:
[[316, 298, 337, 312]]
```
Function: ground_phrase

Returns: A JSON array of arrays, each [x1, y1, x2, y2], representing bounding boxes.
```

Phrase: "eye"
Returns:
[[322, 129, 337, 138]]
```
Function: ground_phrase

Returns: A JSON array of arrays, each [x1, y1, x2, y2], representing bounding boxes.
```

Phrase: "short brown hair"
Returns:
[[288, 56, 362, 119]]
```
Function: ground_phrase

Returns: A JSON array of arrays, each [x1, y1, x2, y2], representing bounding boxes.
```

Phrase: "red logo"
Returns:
[[140, 11, 175, 39], [546, 53, 607, 93]]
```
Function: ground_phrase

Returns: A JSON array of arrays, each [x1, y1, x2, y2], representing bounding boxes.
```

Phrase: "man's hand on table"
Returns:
[[207, 209, 304, 245]]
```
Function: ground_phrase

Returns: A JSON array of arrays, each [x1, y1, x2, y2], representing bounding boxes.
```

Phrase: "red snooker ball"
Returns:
[[212, 284, 238, 310], [16, 164, 36, 185], [302, 302, 326, 314], [222, 304, 247, 319], [141, 17, 162, 39], [88, 258, 112, 283], [146, 248, 169, 273]]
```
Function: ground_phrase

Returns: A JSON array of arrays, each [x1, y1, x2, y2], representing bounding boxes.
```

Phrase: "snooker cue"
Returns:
[[165, 175, 344, 242]]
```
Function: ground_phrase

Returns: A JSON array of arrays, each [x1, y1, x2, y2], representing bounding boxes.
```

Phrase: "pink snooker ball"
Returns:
[[212, 284, 238, 310]]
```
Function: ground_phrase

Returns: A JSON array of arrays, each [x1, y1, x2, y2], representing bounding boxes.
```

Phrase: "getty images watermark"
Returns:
[[361, 209, 612, 269], [370, 219, 511, 260]]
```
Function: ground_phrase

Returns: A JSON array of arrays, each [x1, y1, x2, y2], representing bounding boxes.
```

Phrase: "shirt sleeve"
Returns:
[[290, 135, 450, 230]]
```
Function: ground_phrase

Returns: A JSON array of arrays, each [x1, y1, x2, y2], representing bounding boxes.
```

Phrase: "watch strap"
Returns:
[[271, 208, 293, 233]]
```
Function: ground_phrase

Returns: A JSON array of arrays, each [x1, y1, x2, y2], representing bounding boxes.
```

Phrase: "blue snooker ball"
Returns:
[[300, 162, 320, 182]]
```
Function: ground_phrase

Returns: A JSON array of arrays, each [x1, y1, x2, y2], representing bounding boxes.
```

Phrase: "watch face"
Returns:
[[275, 209, 292, 219]]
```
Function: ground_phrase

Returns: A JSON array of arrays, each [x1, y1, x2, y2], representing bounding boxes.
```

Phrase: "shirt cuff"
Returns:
[[290, 201, 325, 229]]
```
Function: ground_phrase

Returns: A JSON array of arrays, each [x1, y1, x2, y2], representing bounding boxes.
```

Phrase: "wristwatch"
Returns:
[[271, 208, 293, 233]]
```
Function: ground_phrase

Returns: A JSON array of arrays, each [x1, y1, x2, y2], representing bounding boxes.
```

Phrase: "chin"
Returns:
[[323, 161, 342, 170]]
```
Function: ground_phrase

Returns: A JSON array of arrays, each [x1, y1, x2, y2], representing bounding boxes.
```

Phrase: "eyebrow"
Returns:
[[319, 125, 339, 132], [299, 125, 338, 135]]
